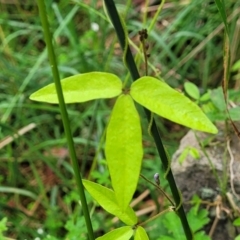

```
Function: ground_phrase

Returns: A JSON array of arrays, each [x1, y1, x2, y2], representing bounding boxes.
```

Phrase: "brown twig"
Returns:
[[0, 123, 36, 149]]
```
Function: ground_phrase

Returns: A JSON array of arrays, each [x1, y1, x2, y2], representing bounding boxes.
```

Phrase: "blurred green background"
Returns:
[[0, 0, 240, 239]]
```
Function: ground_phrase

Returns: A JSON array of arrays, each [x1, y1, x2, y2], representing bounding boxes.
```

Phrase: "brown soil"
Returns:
[[171, 123, 240, 240]]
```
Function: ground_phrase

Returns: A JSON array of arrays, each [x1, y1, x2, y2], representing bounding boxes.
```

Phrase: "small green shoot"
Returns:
[[178, 146, 200, 164], [184, 83, 240, 122]]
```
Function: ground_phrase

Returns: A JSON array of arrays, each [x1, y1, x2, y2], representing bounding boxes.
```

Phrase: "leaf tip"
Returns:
[[204, 123, 218, 134]]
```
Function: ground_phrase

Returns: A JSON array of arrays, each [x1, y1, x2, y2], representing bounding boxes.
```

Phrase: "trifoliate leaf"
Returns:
[[30, 72, 122, 103], [105, 94, 143, 211], [83, 180, 137, 226], [130, 77, 218, 134]]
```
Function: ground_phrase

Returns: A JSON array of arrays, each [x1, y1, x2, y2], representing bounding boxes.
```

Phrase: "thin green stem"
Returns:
[[194, 132, 222, 189], [142, 0, 150, 25], [36, 1, 95, 239], [148, 0, 165, 33], [140, 174, 174, 206], [103, 1, 193, 239], [139, 206, 175, 227]]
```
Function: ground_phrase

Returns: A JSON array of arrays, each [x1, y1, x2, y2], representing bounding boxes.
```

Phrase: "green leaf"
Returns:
[[233, 218, 240, 226], [158, 237, 175, 240], [199, 90, 210, 102], [206, 111, 227, 122], [177, 146, 200, 164], [30, 72, 122, 103], [190, 195, 201, 213], [210, 87, 226, 111], [162, 212, 184, 239], [229, 107, 240, 121], [194, 231, 211, 240], [130, 77, 218, 134], [184, 82, 200, 100], [177, 148, 189, 164], [189, 147, 200, 159], [105, 94, 143, 210], [232, 59, 240, 71], [214, 0, 229, 34], [134, 226, 149, 240], [187, 208, 210, 232], [83, 180, 137, 226], [96, 226, 134, 240], [0, 217, 7, 232]]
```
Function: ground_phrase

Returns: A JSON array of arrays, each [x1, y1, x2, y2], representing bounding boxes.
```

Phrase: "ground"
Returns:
[[172, 123, 240, 239]]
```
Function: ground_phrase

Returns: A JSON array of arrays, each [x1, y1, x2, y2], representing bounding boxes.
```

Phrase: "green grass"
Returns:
[[0, 0, 240, 239]]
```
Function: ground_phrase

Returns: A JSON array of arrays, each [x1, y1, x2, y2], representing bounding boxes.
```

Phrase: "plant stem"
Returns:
[[37, 1, 95, 239], [139, 206, 175, 227], [103, 1, 193, 239], [140, 174, 174, 206]]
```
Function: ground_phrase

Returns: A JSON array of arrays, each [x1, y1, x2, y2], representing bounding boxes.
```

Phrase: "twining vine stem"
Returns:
[[140, 174, 175, 206], [103, 1, 193, 239]]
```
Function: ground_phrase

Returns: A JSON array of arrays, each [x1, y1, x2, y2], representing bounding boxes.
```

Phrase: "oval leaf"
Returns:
[[105, 94, 143, 210], [96, 226, 133, 240], [233, 217, 240, 226], [30, 72, 122, 103], [83, 180, 137, 226], [184, 82, 200, 100], [134, 226, 149, 240], [130, 77, 218, 134], [229, 107, 240, 121]]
